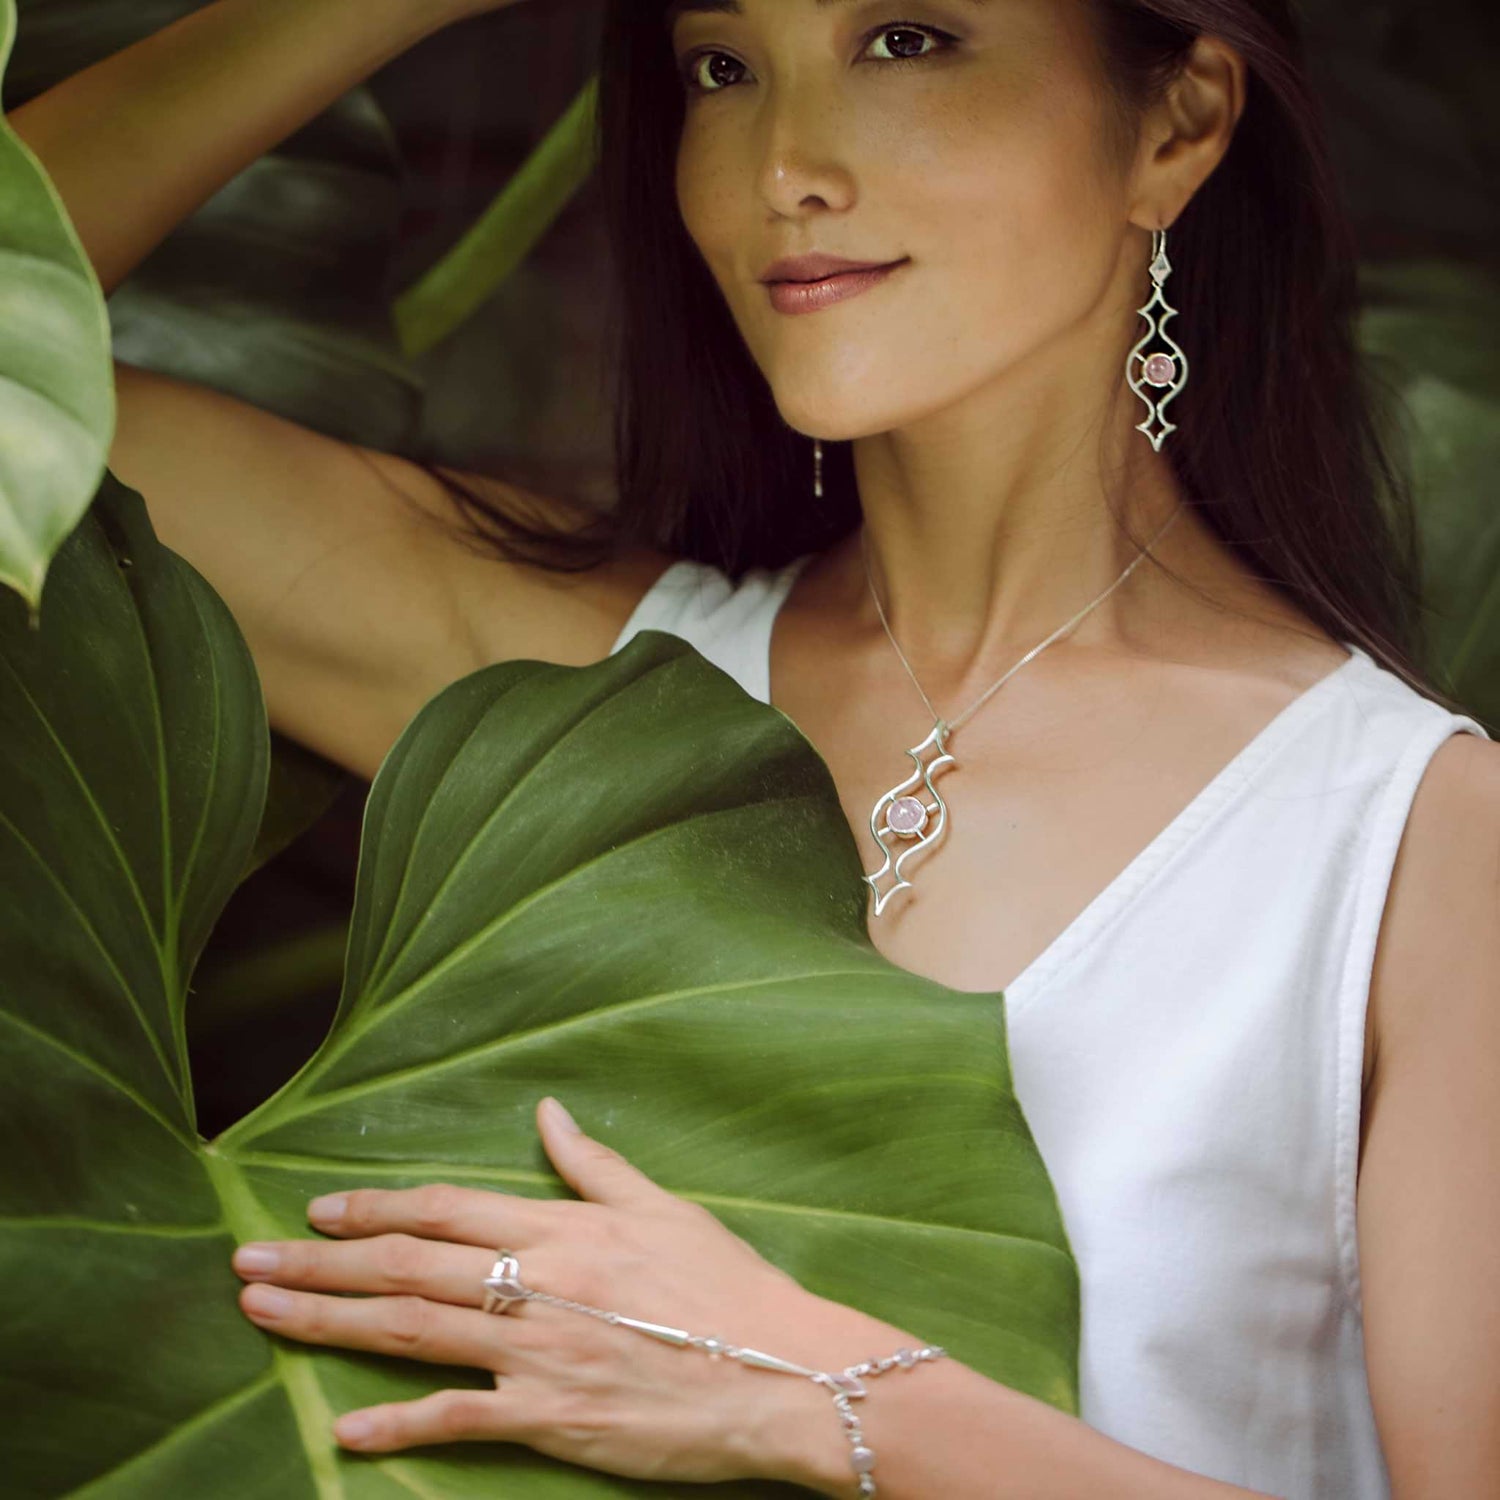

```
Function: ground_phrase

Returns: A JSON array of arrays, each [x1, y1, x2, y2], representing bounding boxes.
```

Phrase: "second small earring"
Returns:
[[813, 437, 823, 500], [1127, 226, 1190, 451]]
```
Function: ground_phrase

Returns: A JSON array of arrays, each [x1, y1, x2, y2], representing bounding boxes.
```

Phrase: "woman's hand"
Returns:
[[229, 1097, 887, 1489]]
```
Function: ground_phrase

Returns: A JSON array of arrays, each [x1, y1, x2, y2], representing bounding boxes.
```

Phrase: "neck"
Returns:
[[842, 338, 1190, 694]]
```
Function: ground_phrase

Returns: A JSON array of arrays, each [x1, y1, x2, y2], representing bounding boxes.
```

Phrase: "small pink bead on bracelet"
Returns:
[[482, 1249, 947, 1496]]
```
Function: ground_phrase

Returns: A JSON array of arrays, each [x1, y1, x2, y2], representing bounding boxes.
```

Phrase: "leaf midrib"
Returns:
[[219, 1149, 1070, 1262], [201, 1147, 347, 1500], [167, 575, 232, 1123]]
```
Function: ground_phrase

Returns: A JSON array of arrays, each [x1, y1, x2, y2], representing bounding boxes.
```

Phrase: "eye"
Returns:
[[678, 23, 958, 98], [867, 25, 950, 65]]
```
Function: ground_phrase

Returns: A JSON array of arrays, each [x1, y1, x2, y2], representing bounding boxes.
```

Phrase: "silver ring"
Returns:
[[481, 1250, 530, 1316]]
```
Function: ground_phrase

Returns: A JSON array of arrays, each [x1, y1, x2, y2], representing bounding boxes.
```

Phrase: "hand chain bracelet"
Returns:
[[484, 1254, 946, 1497]]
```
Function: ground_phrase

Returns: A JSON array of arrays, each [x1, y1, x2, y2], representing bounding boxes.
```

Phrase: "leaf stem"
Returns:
[[201, 1147, 348, 1500]]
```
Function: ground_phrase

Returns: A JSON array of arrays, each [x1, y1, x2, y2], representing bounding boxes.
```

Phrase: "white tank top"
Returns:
[[608, 553, 1492, 1498]]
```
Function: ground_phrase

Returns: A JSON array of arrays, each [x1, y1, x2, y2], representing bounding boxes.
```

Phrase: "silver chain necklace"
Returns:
[[860, 502, 1185, 916]]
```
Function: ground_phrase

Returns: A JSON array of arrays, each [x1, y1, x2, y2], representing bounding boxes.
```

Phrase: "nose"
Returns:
[[751, 81, 856, 218]]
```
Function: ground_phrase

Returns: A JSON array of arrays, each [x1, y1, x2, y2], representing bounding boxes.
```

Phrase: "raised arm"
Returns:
[[9, 0, 477, 297], [9, 0, 675, 780]]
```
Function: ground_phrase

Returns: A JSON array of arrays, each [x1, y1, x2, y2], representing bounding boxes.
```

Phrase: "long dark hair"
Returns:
[[416, 0, 1461, 707]]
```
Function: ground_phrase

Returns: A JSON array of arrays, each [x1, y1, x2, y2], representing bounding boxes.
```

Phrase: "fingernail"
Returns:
[[544, 1097, 580, 1133], [233, 1244, 280, 1274], [243, 1285, 293, 1319], [336, 1413, 376, 1445], [308, 1194, 346, 1224]]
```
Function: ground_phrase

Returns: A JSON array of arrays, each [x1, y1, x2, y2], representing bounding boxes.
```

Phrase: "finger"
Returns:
[[232, 1233, 499, 1309], [307, 1181, 558, 1248], [333, 1386, 535, 1453], [238, 1283, 531, 1369], [537, 1096, 679, 1212]]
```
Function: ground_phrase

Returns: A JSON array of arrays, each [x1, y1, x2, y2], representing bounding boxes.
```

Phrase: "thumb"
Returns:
[[537, 1097, 672, 1210]]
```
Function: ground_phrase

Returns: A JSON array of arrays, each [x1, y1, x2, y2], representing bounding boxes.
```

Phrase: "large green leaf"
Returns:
[[0, 0, 114, 609], [0, 472, 269, 1496], [0, 477, 1077, 1498]]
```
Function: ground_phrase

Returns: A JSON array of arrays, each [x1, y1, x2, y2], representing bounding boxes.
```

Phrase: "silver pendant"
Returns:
[[863, 721, 956, 917]]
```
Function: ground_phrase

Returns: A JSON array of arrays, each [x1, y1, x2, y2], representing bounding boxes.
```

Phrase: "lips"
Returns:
[[760, 253, 904, 285], [765, 260, 905, 315]]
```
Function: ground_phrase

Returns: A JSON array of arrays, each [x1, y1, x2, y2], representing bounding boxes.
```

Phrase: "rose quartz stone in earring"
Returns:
[[1143, 353, 1178, 387]]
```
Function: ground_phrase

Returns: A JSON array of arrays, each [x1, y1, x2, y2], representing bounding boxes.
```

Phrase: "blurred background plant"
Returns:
[[9, 0, 1494, 1133]]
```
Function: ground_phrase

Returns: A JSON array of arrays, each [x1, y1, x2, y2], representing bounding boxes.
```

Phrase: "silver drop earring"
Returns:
[[1127, 226, 1190, 450], [813, 437, 823, 499]]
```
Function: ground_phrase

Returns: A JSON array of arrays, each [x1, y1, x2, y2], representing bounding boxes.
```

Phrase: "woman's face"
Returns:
[[667, 0, 1145, 441]]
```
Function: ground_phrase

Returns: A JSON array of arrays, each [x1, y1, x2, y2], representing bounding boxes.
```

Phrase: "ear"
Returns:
[[1130, 33, 1248, 230], [536, 1097, 677, 1211]]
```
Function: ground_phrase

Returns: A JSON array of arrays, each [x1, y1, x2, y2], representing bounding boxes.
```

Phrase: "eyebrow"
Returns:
[[664, 0, 987, 31]]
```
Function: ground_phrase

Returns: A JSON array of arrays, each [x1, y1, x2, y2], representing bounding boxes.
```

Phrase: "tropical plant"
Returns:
[[0, 473, 1079, 1496], [0, 0, 112, 608], [2, 14, 1077, 1491], [1, 0, 1494, 1491]]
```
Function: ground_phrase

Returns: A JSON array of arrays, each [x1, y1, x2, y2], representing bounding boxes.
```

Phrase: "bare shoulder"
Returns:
[[1366, 726, 1500, 1099], [1357, 726, 1500, 1492]]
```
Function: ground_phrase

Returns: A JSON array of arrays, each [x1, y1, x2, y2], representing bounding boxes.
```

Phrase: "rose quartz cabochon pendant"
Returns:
[[885, 796, 929, 838], [1143, 352, 1178, 388], [864, 723, 956, 916]]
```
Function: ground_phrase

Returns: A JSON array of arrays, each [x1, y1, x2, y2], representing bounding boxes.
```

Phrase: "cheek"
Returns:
[[675, 127, 736, 271], [894, 78, 1121, 345]]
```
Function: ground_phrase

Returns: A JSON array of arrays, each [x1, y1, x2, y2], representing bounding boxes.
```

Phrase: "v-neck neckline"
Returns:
[[764, 551, 1367, 1015], [995, 644, 1365, 1013]]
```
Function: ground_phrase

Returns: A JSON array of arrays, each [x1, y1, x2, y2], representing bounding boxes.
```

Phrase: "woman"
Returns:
[[13, 0, 1498, 1494]]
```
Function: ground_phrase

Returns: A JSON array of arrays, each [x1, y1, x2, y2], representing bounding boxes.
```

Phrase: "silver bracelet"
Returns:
[[484, 1251, 947, 1496]]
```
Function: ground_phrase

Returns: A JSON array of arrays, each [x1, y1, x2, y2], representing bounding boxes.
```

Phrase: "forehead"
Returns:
[[664, 0, 992, 27]]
